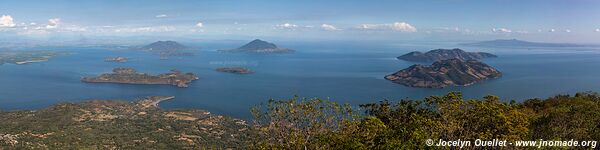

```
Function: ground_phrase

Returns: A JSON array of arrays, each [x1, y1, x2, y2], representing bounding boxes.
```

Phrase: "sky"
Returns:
[[1, 0, 600, 43]]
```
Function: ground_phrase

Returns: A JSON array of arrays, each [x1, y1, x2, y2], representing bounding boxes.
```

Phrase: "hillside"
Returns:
[[0, 96, 249, 149], [397, 48, 496, 62], [385, 59, 501, 88]]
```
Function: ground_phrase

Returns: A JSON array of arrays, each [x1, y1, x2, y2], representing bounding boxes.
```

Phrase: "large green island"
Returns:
[[385, 59, 502, 88], [82, 68, 199, 88]]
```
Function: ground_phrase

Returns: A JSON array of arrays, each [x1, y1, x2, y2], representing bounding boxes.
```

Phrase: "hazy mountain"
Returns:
[[139, 41, 194, 57], [141, 41, 188, 52], [461, 39, 588, 47], [219, 39, 294, 53]]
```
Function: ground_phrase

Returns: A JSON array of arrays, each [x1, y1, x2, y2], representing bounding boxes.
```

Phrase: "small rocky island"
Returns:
[[82, 68, 199, 88], [397, 48, 496, 62], [105, 56, 128, 62], [216, 67, 254, 74], [140, 41, 194, 58], [219, 39, 294, 53], [385, 59, 502, 88]]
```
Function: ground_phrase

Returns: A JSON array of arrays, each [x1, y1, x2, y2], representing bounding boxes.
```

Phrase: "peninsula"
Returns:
[[397, 48, 496, 62], [219, 39, 294, 53], [0, 50, 63, 65], [385, 59, 502, 88], [81, 68, 199, 87], [0, 96, 249, 149]]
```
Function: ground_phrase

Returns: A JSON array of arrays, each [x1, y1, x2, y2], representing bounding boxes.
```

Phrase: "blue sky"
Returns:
[[1, 0, 600, 43]]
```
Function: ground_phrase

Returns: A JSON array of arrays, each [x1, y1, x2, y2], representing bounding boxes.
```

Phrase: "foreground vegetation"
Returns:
[[0, 98, 249, 149], [1, 92, 600, 149], [250, 92, 600, 149]]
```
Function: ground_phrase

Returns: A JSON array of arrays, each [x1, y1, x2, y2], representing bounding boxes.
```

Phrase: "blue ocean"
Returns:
[[1, 41, 600, 118]]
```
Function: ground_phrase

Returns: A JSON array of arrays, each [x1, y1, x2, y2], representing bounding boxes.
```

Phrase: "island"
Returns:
[[0, 50, 63, 65], [460, 39, 589, 47], [216, 67, 254, 74], [81, 68, 199, 88], [219, 39, 294, 53], [104, 56, 128, 62], [0, 96, 249, 149], [140, 41, 194, 58], [397, 48, 497, 62], [385, 59, 502, 88]]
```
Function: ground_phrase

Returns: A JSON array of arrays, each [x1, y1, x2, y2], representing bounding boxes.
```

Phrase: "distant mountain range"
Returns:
[[219, 39, 294, 53], [461, 39, 592, 47], [397, 48, 496, 62]]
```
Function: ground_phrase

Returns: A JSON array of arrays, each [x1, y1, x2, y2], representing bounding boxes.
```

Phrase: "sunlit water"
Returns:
[[1, 41, 600, 118]]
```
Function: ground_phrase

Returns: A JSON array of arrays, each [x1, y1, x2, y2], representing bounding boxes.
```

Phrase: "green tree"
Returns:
[[250, 97, 357, 149]]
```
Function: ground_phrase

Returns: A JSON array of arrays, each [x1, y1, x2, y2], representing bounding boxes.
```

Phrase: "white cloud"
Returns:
[[155, 14, 168, 18], [357, 22, 417, 32], [46, 18, 61, 29], [320, 24, 339, 31], [391, 22, 417, 32], [0, 15, 16, 28], [565, 29, 571, 33], [515, 30, 529, 34], [195, 22, 203, 28], [114, 26, 176, 33], [596, 28, 600, 32], [430, 27, 462, 33], [549, 29, 555, 32], [275, 23, 299, 29], [492, 28, 512, 33]]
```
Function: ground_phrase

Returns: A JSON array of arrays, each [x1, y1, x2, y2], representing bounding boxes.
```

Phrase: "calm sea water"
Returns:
[[1, 41, 600, 118]]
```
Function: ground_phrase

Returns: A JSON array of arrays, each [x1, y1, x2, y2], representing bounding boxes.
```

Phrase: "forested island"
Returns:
[[397, 48, 496, 62], [81, 68, 199, 87], [2, 92, 600, 149], [385, 59, 502, 88]]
